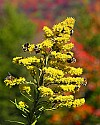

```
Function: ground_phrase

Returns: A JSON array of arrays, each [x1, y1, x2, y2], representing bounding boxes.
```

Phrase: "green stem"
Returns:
[[5, 120, 25, 124], [21, 92, 34, 102], [27, 88, 40, 125], [31, 120, 37, 125], [45, 55, 49, 66]]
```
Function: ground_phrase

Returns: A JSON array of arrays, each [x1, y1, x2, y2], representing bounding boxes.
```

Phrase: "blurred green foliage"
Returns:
[[74, 7, 100, 59], [0, 3, 36, 124]]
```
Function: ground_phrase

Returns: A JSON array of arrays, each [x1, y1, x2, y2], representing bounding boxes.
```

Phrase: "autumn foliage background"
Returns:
[[0, 0, 100, 125]]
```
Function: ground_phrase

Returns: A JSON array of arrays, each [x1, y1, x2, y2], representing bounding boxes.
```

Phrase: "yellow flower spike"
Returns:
[[4, 79, 16, 87], [19, 84, 31, 94], [65, 17, 75, 29], [38, 86, 53, 97], [60, 84, 76, 92], [19, 57, 40, 66], [16, 77, 26, 84], [43, 67, 64, 83], [18, 101, 26, 108], [62, 43, 74, 51], [66, 101, 73, 108], [51, 51, 72, 62], [43, 26, 54, 37], [4, 17, 87, 124], [65, 66, 83, 76], [52, 22, 70, 34], [53, 95, 74, 102], [69, 67, 83, 76], [4, 77, 26, 87], [39, 39, 54, 49], [72, 98, 85, 108], [54, 34, 70, 43], [26, 65, 35, 70], [60, 77, 84, 85], [44, 77, 54, 82], [12, 57, 23, 64], [52, 17, 75, 33], [60, 101, 73, 108]]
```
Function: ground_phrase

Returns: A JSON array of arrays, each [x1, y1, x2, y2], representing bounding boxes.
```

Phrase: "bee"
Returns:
[[66, 52, 71, 56], [5, 72, 15, 81], [34, 45, 40, 54], [67, 53, 76, 63], [67, 57, 76, 63], [70, 29, 74, 36], [74, 85, 80, 91], [67, 26, 74, 36], [82, 78, 87, 86], [61, 28, 65, 33], [22, 43, 29, 52]]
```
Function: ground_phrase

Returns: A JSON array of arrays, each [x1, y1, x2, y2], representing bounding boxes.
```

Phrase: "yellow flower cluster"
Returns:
[[65, 17, 75, 29], [49, 95, 85, 108], [51, 51, 72, 62], [62, 101, 73, 108], [42, 17, 75, 50], [62, 43, 74, 51], [38, 39, 53, 54], [73, 98, 85, 108], [20, 18, 75, 55], [28, 44, 35, 52], [49, 95, 74, 108], [43, 67, 64, 82], [38, 86, 53, 97], [51, 95, 74, 102], [13, 56, 40, 66], [19, 84, 31, 94], [5, 18, 86, 114], [49, 60, 62, 67], [21, 18, 75, 55], [60, 77, 84, 85], [19, 57, 40, 66], [59, 98, 85, 108], [18, 101, 26, 108], [39, 39, 53, 48], [26, 65, 35, 70], [53, 24, 70, 34], [59, 84, 80, 93], [53, 17, 75, 33], [43, 26, 54, 37], [54, 34, 70, 43], [53, 18, 75, 42], [13, 56, 23, 64], [49, 52, 74, 68], [4, 77, 26, 87], [65, 66, 83, 76]]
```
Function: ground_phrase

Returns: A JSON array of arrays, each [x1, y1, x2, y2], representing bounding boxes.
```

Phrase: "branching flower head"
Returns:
[[4, 17, 87, 125]]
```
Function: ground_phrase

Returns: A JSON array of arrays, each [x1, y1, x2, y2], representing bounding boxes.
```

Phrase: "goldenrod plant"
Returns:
[[4, 17, 87, 125]]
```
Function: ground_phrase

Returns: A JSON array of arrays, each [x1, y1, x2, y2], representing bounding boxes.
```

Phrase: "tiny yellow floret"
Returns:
[[38, 86, 53, 97], [73, 98, 85, 108], [43, 26, 54, 37], [19, 84, 31, 94], [18, 101, 26, 108], [4, 77, 26, 87]]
